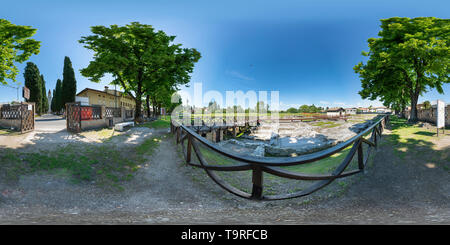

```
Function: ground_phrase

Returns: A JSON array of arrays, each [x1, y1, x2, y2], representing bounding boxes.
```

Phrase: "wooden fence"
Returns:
[[171, 115, 389, 200], [0, 103, 35, 133]]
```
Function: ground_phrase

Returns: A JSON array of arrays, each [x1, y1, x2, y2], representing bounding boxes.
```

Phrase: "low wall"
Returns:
[[75, 106, 135, 131], [81, 119, 107, 131], [404, 105, 450, 126], [0, 118, 21, 130]]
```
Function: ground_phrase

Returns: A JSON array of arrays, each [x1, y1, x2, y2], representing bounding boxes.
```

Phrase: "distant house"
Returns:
[[374, 106, 391, 113], [326, 107, 345, 117], [345, 108, 357, 115], [76, 86, 136, 109], [358, 107, 369, 113]]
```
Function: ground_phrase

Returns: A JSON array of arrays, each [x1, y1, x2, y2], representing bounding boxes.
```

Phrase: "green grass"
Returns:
[[0, 128, 20, 136], [139, 118, 171, 129], [386, 116, 448, 164], [312, 121, 340, 128], [281, 146, 353, 174], [80, 128, 123, 141], [136, 136, 162, 156], [0, 136, 163, 190], [0, 129, 11, 135]]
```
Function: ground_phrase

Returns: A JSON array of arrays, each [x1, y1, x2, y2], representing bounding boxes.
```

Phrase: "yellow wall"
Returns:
[[78, 90, 135, 109]]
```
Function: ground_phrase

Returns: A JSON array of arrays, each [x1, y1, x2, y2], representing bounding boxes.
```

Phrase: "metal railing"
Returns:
[[171, 115, 389, 200]]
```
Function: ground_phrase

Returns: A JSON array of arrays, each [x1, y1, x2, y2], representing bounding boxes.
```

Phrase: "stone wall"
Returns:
[[404, 105, 450, 126]]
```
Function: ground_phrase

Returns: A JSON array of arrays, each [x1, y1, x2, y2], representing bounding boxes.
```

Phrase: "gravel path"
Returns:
[[0, 127, 449, 224]]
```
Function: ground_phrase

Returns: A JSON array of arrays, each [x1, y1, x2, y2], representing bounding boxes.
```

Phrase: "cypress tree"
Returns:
[[55, 79, 63, 113], [23, 62, 42, 114], [61, 56, 77, 106], [40, 75, 48, 114], [51, 89, 56, 113]]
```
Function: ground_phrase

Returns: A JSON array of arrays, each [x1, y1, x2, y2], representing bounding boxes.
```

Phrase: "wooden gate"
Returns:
[[66, 102, 81, 133], [20, 103, 35, 133]]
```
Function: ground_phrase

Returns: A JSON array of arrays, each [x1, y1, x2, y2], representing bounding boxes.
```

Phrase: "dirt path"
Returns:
[[0, 127, 449, 224]]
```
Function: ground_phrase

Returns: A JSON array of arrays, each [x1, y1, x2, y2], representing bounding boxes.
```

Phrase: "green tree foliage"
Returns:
[[0, 19, 40, 85], [61, 56, 77, 106], [79, 22, 201, 121], [423, 100, 431, 109], [355, 17, 449, 122], [40, 75, 48, 114], [54, 79, 63, 113], [50, 89, 56, 113], [297, 104, 322, 113], [23, 62, 42, 114], [286, 107, 298, 113]]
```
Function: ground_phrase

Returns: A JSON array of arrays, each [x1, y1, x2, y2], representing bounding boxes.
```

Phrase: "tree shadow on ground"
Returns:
[[414, 131, 436, 137], [341, 116, 450, 207]]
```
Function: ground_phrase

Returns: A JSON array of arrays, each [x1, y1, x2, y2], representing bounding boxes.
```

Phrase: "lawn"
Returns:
[[312, 121, 341, 128], [382, 116, 449, 167], [139, 117, 171, 129], [0, 128, 20, 136], [0, 135, 163, 191]]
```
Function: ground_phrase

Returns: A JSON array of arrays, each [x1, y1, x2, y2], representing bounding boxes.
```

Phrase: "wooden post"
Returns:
[[186, 135, 192, 163], [251, 166, 263, 200], [215, 128, 221, 142], [357, 139, 364, 170], [373, 128, 377, 147]]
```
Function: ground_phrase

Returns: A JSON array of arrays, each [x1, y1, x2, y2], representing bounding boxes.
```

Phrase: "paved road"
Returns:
[[35, 114, 66, 132]]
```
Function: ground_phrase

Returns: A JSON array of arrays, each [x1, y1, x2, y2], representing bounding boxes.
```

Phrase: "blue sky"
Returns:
[[1, 0, 449, 109]]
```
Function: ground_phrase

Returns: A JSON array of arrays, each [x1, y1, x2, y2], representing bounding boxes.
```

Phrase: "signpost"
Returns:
[[436, 100, 445, 136], [22, 86, 30, 100]]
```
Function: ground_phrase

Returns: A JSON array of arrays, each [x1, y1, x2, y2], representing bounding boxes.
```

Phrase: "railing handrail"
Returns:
[[173, 115, 388, 166], [171, 114, 389, 200]]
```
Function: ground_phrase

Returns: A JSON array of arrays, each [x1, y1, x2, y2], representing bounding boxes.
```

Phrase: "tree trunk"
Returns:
[[409, 94, 419, 123], [152, 97, 157, 117], [400, 107, 406, 118], [134, 81, 142, 122], [146, 94, 151, 118]]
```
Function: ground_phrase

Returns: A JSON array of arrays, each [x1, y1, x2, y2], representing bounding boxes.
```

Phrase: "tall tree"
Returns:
[[61, 56, 77, 107], [23, 62, 42, 114], [54, 79, 63, 113], [40, 75, 48, 114], [79, 22, 201, 121], [51, 89, 56, 113], [0, 19, 40, 85], [354, 17, 449, 122]]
